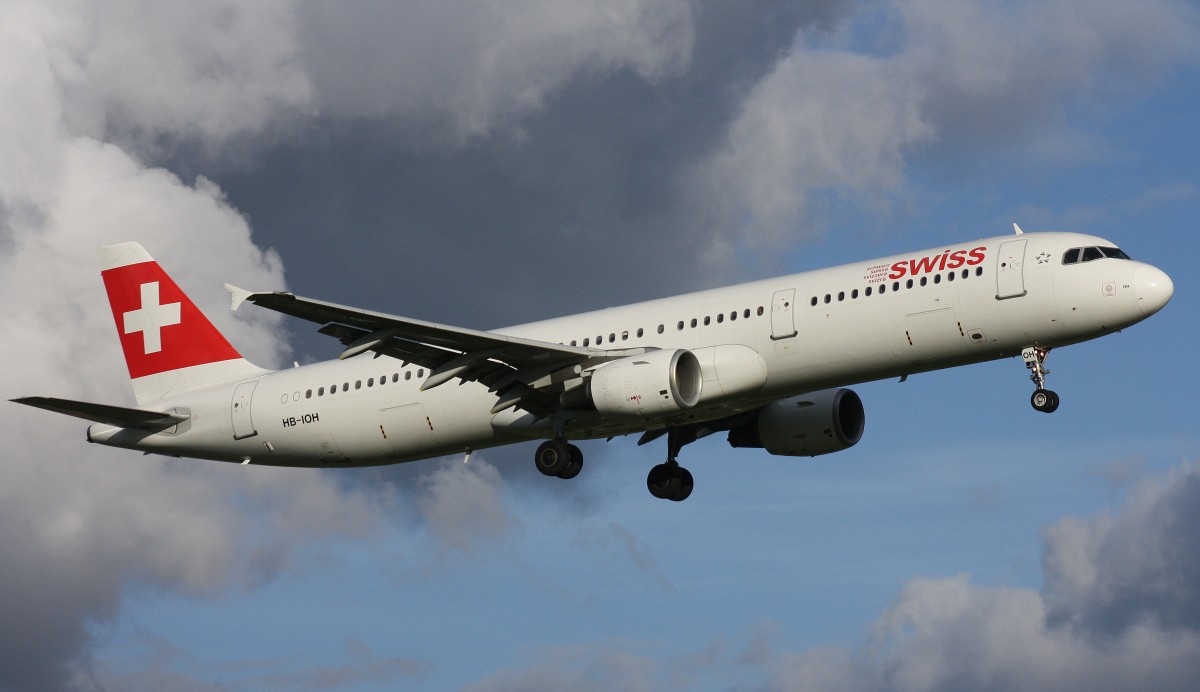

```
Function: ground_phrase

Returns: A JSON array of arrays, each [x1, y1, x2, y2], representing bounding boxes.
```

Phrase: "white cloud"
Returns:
[[695, 0, 1200, 251]]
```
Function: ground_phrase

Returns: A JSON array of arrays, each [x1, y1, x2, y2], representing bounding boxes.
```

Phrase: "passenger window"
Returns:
[[961, 269, 969, 279], [677, 321, 684, 331], [305, 389, 312, 399], [893, 282, 900, 291], [355, 380, 362, 390], [730, 311, 737, 321], [393, 373, 399, 383], [318, 387, 325, 396], [975, 267, 983, 276], [405, 371, 411, 380], [810, 297, 818, 306], [947, 271, 954, 282], [744, 309, 751, 319], [865, 286, 872, 296], [906, 279, 914, 289], [703, 316, 710, 326], [596, 335, 602, 344], [657, 324, 664, 334], [879, 284, 886, 294], [690, 318, 697, 328], [920, 277, 927, 286], [824, 294, 831, 304], [570, 340, 577, 346], [757, 307, 764, 316], [622, 331, 629, 341], [838, 291, 845, 302], [418, 369, 424, 377], [342, 383, 349, 392], [367, 378, 374, 387], [717, 313, 724, 323], [583, 337, 589, 346], [610, 333, 616, 342], [851, 289, 859, 299], [934, 274, 941, 284]]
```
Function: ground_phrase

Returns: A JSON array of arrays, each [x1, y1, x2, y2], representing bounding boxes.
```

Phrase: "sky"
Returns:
[[1, 0, 1199, 690]]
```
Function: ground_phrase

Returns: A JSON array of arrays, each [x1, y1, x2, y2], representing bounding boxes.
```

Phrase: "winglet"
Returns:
[[1013, 223, 1024, 235], [224, 284, 255, 311]]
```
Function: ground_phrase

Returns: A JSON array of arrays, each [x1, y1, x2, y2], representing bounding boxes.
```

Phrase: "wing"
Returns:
[[227, 286, 644, 416]]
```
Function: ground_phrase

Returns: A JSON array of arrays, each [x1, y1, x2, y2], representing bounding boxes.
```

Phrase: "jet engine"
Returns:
[[562, 349, 703, 417], [728, 388, 865, 457]]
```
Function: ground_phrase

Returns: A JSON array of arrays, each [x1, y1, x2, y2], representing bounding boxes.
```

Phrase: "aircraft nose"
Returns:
[[1134, 264, 1174, 316]]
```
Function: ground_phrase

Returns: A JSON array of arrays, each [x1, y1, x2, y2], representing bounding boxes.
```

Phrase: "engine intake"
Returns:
[[728, 388, 865, 457], [562, 349, 703, 417]]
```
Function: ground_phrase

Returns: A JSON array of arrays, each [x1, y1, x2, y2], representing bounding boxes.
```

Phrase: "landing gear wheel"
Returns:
[[647, 463, 693, 501], [670, 467, 693, 502], [1031, 388, 1060, 413], [535, 439, 571, 477], [557, 444, 584, 479], [647, 464, 677, 499]]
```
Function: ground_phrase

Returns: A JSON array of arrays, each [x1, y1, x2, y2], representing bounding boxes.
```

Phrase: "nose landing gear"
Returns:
[[1023, 346, 1060, 413]]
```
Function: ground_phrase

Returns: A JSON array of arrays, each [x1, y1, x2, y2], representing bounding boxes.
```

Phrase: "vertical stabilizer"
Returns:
[[98, 243, 268, 404]]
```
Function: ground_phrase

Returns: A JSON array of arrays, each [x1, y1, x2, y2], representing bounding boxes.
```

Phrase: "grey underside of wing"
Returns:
[[12, 396, 189, 428]]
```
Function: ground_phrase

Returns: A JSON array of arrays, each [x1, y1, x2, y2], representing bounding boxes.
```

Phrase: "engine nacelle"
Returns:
[[728, 388, 865, 457], [564, 349, 703, 417]]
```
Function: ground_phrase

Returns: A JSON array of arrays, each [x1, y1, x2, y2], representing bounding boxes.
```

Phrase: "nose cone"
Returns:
[[1134, 265, 1174, 316]]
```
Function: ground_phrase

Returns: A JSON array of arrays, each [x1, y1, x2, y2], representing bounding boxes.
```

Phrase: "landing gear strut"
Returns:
[[1022, 346, 1060, 413], [646, 428, 695, 502], [535, 438, 583, 479]]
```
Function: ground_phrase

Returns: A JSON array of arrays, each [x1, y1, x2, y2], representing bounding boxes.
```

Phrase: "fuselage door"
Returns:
[[231, 380, 258, 440], [996, 239, 1028, 300], [770, 288, 798, 340]]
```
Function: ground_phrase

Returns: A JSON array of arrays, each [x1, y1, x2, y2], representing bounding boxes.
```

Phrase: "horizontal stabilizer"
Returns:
[[11, 396, 189, 429]]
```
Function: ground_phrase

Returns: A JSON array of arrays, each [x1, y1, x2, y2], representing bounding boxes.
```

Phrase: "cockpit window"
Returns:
[[1063, 246, 1131, 265]]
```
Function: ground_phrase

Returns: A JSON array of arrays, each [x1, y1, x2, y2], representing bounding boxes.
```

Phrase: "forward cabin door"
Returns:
[[231, 381, 258, 440], [996, 239, 1028, 300]]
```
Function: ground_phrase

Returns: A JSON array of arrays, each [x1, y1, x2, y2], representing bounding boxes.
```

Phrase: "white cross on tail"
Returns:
[[122, 281, 181, 354]]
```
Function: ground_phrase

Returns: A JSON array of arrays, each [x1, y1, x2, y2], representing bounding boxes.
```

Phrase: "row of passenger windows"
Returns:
[[299, 368, 427, 400], [568, 306, 767, 347], [810, 266, 985, 307], [1062, 246, 1130, 265]]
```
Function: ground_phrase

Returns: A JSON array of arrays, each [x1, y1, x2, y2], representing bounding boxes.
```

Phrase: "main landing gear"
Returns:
[[534, 438, 583, 479], [532, 427, 698, 502], [1022, 346, 1060, 413], [646, 428, 695, 502]]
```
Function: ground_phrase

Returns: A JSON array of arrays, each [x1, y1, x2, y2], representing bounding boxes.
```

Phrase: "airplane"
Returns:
[[13, 226, 1173, 501]]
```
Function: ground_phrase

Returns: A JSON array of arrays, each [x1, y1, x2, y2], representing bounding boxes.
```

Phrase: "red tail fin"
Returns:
[[98, 243, 265, 403]]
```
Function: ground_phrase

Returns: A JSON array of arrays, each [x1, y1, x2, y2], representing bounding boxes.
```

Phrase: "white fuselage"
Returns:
[[87, 232, 1170, 466]]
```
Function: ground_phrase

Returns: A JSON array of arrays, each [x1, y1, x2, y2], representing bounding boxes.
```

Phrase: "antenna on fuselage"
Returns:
[[1013, 223, 1024, 235]]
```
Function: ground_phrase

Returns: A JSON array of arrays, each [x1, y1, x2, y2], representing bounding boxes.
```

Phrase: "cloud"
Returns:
[[763, 463, 1200, 691], [298, 0, 694, 145], [695, 0, 1200, 252], [416, 457, 524, 557]]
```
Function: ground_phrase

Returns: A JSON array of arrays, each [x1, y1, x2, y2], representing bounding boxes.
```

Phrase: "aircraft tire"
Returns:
[[647, 464, 678, 499], [535, 439, 571, 476], [1031, 389, 1060, 413], [669, 467, 693, 502], [557, 444, 584, 479]]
